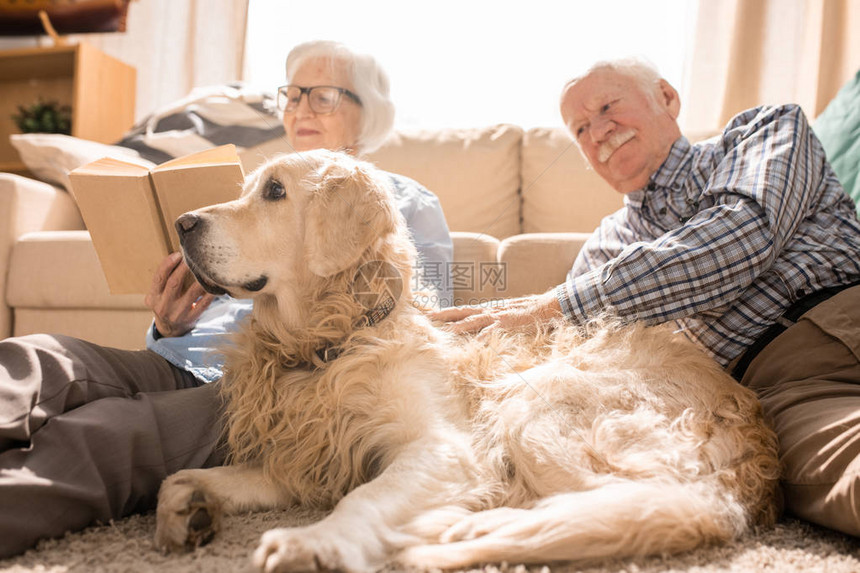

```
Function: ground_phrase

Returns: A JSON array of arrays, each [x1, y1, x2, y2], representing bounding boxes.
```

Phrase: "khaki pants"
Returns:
[[0, 334, 226, 558], [740, 284, 860, 536]]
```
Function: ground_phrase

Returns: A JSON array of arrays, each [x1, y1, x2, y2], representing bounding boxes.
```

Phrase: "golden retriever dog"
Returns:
[[155, 149, 781, 572]]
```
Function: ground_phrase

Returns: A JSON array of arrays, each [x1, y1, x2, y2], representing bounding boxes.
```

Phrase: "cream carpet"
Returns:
[[1, 510, 859, 573]]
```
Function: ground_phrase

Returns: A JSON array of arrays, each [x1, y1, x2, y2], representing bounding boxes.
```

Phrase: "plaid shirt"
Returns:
[[557, 104, 860, 366]]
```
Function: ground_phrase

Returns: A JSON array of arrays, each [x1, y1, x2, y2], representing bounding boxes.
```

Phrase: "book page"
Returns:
[[154, 144, 243, 170], [69, 160, 171, 294], [150, 144, 245, 251]]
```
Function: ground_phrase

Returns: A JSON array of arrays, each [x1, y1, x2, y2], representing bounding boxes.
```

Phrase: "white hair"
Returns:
[[286, 40, 395, 155]]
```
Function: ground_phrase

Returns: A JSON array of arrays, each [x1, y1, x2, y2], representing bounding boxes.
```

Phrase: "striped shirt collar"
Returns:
[[625, 136, 694, 206]]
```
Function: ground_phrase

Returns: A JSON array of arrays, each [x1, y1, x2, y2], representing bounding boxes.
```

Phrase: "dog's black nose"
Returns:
[[175, 213, 201, 238]]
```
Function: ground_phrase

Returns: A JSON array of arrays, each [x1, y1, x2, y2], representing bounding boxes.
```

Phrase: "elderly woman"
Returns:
[[149, 41, 451, 345], [284, 41, 452, 303], [0, 42, 452, 558]]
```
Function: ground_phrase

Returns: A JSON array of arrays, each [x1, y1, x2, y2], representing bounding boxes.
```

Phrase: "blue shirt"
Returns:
[[147, 170, 452, 382], [557, 104, 860, 366]]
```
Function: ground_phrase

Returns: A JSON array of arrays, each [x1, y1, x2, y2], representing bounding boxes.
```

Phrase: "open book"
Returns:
[[69, 144, 245, 294]]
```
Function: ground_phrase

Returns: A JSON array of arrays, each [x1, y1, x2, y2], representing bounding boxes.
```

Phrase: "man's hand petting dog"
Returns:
[[431, 290, 563, 336], [145, 251, 215, 338]]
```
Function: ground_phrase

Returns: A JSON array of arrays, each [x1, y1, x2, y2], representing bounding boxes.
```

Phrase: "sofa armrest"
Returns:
[[497, 232, 592, 298], [0, 174, 84, 338]]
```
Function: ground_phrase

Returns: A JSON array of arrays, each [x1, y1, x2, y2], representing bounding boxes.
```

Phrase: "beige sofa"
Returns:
[[0, 124, 642, 350]]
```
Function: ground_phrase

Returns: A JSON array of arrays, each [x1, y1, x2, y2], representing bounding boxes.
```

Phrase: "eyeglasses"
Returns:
[[276, 85, 362, 114]]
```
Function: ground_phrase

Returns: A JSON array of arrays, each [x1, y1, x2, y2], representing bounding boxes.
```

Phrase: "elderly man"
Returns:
[[435, 59, 860, 537]]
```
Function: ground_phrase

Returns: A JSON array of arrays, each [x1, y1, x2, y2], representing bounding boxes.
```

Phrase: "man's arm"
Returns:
[[437, 106, 827, 335]]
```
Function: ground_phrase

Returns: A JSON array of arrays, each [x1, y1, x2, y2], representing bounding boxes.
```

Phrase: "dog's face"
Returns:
[[176, 149, 399, 309]]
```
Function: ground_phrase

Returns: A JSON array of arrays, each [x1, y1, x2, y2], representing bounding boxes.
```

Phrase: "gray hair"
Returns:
[[562, 57, 665, 108], [286, 40, 395, 154]]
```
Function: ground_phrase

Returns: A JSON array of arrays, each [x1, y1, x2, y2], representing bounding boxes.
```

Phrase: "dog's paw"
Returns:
[[440, 506, 529, 542], [252, 527, 370, 573], [155, 472, 222, 553]]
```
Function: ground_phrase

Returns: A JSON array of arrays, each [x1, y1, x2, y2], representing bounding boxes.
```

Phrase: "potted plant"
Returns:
[[12, 99, 72, 134]]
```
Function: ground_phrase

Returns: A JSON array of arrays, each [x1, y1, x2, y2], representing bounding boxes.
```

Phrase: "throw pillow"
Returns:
[[367, 124, 523, 239], [116, 83, 288, 165], [10, 133, 155, 192], [812, 69, 860, 213]]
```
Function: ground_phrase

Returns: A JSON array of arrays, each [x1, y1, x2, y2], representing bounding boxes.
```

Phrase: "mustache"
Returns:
[[597, 130, 635, 163]]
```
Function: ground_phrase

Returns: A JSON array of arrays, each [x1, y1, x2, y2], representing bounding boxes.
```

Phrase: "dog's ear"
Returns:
[[304, 160, 397, 277]]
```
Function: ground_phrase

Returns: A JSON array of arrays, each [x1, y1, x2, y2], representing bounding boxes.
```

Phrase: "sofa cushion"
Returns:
[[813, 68, 860, 213], [7, 231, 145, 309], [520, 127, 623, 234], [13, 309, 153, 351], [0, 174, 86, 338], [367, 124, 523, 239], [497, 232, 592, 298], [448, 232, 502, 307]]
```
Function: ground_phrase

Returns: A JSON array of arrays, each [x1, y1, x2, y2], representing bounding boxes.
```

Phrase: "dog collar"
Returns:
[[314, 293, 397, 365]]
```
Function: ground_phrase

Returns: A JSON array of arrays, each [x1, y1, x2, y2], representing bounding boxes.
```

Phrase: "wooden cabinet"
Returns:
[[0, 42, 136, 172]]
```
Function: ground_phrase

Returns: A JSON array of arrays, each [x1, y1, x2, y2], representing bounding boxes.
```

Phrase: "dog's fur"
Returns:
[[155, 150, 781, 572]]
